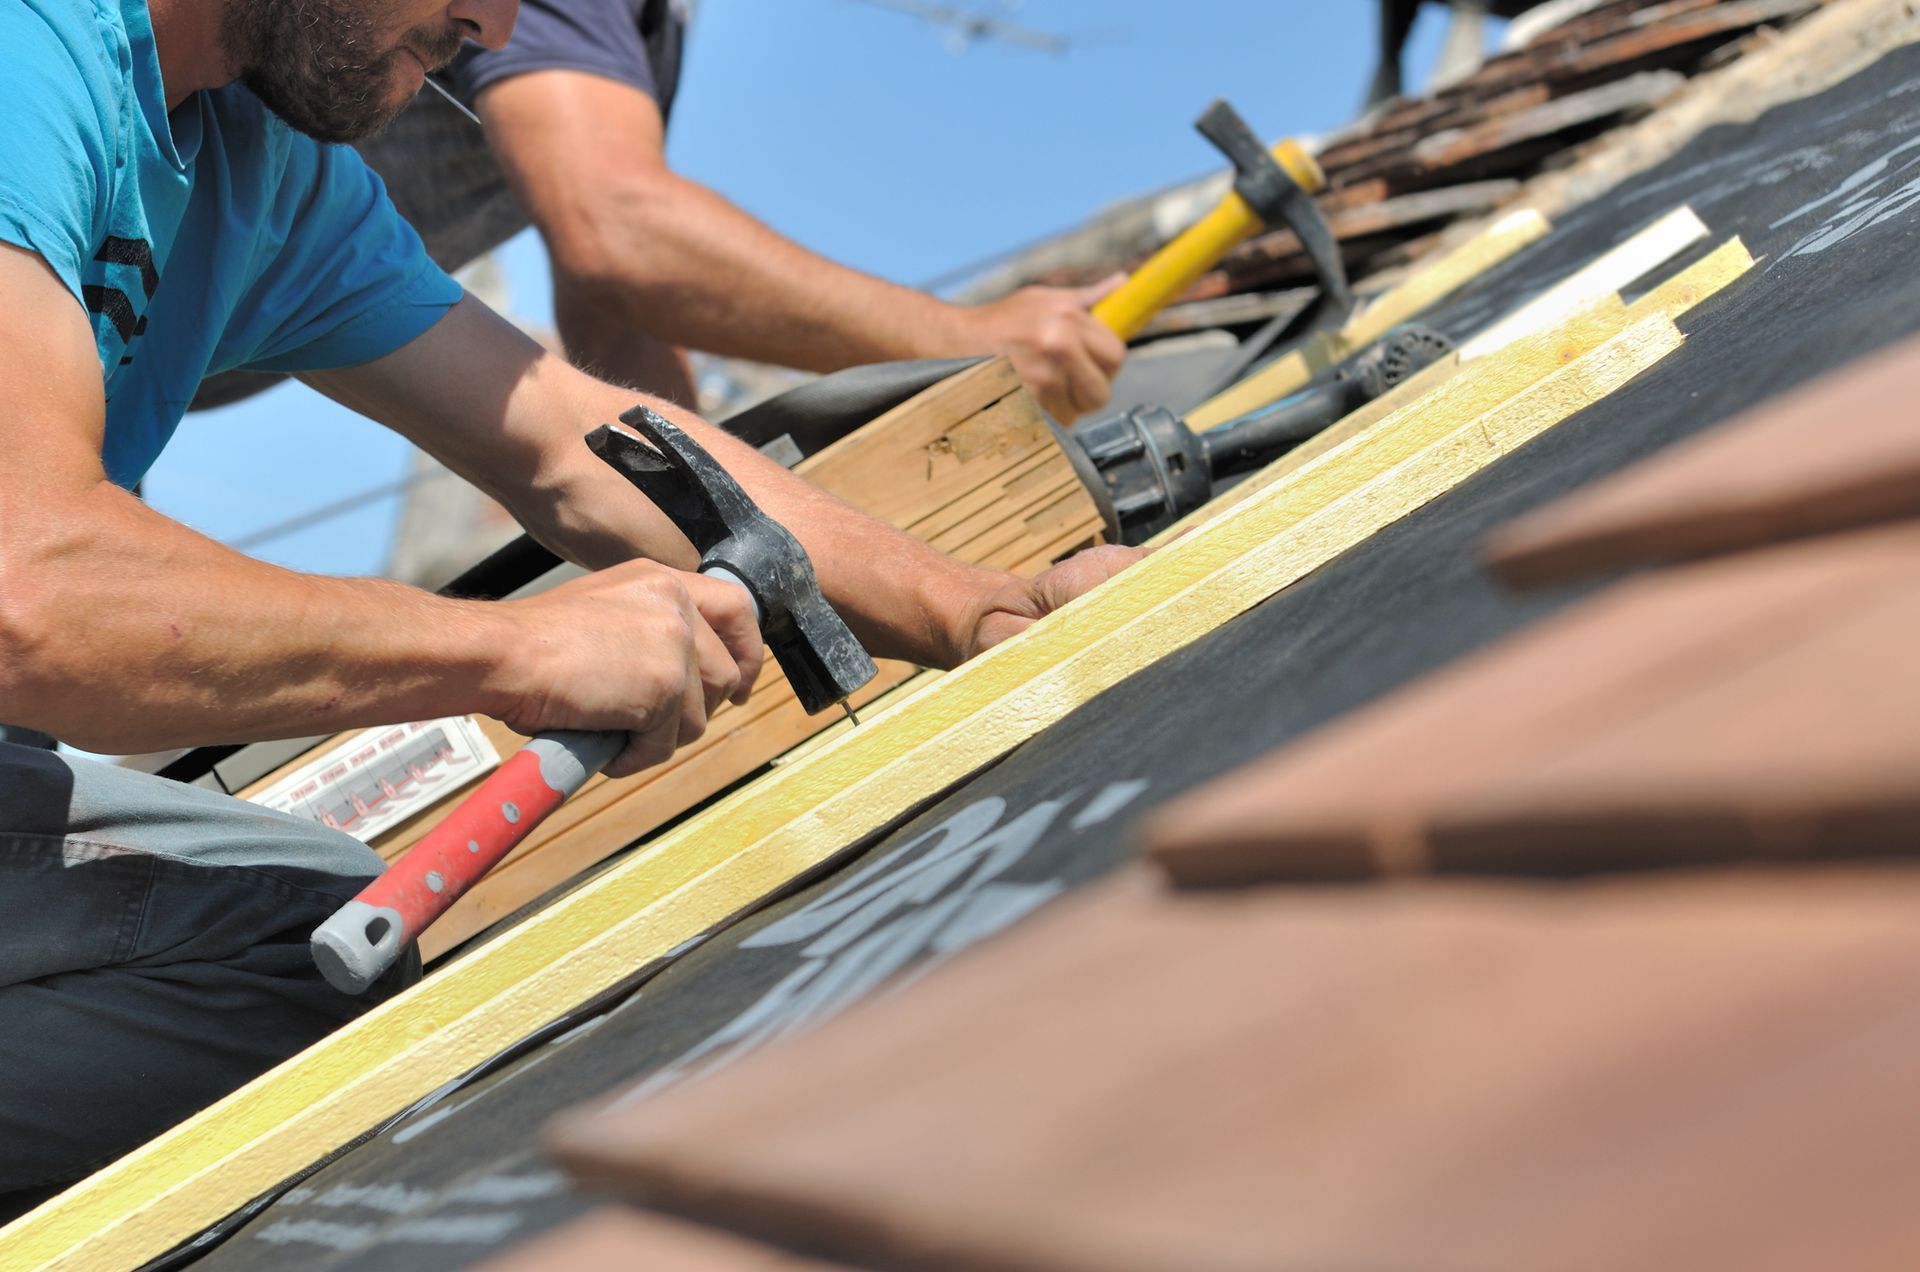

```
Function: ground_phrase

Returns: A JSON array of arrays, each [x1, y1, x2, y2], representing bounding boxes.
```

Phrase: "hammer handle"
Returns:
[[311, 729, 621, 995], [1092, 138, 1324, 342], [311, 566, 766, 995]]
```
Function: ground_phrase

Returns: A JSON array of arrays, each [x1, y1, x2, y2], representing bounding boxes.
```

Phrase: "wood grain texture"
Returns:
[[1485, 320, 1920, 586], [0, 307, 1683, 1272], [1147, 521, 1920, 885], [550, 862, 1920, 1272]]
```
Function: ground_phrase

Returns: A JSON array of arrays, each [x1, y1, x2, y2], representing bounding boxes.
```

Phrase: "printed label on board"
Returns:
[[248, 717, 501, 842]]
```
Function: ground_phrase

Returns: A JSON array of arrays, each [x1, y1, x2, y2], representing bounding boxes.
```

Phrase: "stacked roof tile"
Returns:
[[994, 0, 1829, 323]]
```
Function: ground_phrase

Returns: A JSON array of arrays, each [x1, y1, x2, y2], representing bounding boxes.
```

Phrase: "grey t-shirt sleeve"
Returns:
[[443, 0, 685, 118]]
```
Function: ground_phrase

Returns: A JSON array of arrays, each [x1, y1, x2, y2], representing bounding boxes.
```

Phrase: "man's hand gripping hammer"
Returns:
[[310, 406, 878, 995]]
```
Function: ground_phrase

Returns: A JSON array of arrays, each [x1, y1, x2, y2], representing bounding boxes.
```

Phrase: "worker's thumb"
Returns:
[[1072, 272, 1129, 311]]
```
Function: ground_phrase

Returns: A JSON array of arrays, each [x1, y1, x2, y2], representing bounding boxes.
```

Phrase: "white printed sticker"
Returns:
[[248, 717, 501, 842]]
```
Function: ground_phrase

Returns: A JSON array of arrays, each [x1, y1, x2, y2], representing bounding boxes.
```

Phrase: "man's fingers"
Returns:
[[675, 639, 710, 748], [1035, 380, 1075, 424], [1062, 344, 1113, 421], [683, 572, 764, 706], [1072, 271, 1129, 309], [1085, 316, 1127, 378], [966, 543, 1149, 659], [690, 619, 747, 717], [1039, 543, 1147, 608], [608, 698, 681, 778]]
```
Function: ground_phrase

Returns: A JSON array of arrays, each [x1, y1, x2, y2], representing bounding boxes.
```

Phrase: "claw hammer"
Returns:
[[311, 406, 878, 995]]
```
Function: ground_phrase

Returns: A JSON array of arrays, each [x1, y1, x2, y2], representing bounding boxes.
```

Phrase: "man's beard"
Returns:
[[222, 0, 466, 144]]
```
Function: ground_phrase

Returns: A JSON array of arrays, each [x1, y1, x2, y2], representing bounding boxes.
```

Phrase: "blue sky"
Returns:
[[149, 1, 1485, 577]]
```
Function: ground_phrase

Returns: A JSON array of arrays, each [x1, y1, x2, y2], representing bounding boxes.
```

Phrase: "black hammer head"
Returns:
[[1195, 99, 1351, 323], [586, 406, 878, 716]]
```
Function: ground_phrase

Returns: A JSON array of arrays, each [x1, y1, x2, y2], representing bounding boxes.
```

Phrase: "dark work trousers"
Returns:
[[0, 743, 420, 1225]]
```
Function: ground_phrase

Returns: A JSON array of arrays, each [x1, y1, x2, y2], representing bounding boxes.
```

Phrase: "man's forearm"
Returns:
[[0, 483, 520, 752], [310, 298, 1015, 671], [520, 366, 1011, 669], [560, 172, 970, 374], [476, 71, 1125, 422]]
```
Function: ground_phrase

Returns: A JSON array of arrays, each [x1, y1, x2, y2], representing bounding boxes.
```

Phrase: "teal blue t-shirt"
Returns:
[[0, 0, 464, 487]]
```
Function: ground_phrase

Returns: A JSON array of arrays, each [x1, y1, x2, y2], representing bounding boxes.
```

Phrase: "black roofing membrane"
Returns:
[[185, 43, 1920, 1269]]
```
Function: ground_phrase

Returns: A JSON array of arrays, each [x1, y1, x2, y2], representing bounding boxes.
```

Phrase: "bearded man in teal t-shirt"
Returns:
[[0, 0, 1137, 1215]]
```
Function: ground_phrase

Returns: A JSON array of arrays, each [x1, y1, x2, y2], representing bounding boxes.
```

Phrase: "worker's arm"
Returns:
[[475, 70, 1127, 422], [0, 245, 759, 773], [304, 295, 1141, 672]]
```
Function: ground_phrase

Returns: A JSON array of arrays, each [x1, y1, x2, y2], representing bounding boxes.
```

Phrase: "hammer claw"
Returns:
[[587, 406, 878, 716]]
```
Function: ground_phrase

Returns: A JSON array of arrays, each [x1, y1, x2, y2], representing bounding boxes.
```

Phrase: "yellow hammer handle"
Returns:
[[1092, 139, 1325, 341]]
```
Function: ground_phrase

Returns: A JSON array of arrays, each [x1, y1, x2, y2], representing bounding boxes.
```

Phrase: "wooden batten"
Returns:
[[1155, 231, 1753, 546], [1184, 207, 1552, 431]]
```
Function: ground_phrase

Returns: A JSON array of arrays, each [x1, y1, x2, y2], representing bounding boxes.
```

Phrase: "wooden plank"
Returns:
[[1444, 0, 1768, 99], [902, 448, 1060, 543], [1623, 231, 1754, 313], [770, 671, 942, 770], [368, 680, 787, 868], [1558, 0, 1824, 82], [935, 472, 1090, 560], [918, 460, 1084, 556], [1460, 206, 1707, 359], [407, 367, 1098, 955], [1317, 87, 1551, 174], [432, 660, 923, 953], [1186, 208, 1551, 431], [1412, 71, 1685, 173], [222, 358, 1103, 961], [0, 309, 1685, 1272], [1158, 232, 1752, 546], [1151, 298, 1630, 548], [798, 367, 1048, 529], [395, 231, 1753, 941]]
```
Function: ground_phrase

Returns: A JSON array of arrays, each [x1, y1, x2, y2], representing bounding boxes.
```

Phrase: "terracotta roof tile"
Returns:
[[462, 1206, 859, 1271], [1485, 329, 1920, 586], [1146, 521, 1920, 884], [546, 865, 1920, 1272]]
